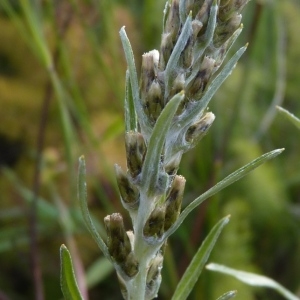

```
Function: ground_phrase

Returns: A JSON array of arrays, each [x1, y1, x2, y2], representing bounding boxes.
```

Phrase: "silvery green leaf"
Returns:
[[216, 290, 237, 300], [60, 244, 84, 300], [119, 27, 151, 137], [165, 14, 192, 98], [206, 263, 300, 300], [78, 156, 111, 260], [162, 0, 172, 30], [179, 45, 247, 128], [213, 25, 243, 72], [171, 216, 230, 300], [277, 106, 300, 130], [141, 92, 184, 195], [125, 70, 137, 132], [164, 148, 284, 239], [186, 1, 218, 86]]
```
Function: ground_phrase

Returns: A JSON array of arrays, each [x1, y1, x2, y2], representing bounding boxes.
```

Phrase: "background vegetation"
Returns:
[[0, 0, 299, 299]]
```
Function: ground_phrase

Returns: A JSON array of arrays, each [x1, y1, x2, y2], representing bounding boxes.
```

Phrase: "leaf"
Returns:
[[179, 44, 248, 128], [186, 1, 218, 85], [141, 92, 185, 195], [164, 148, 284, 239], [78, 156, 111, 260], [60, 244, 84, 300], [216, 290, 237, 300], [171, 216, 230, 300], [119, 27, 151, 136], [125, 70, 138, 132], [206, 263, 300, 300], [164, 14, 192, 98], [276, 106, 300, 130]]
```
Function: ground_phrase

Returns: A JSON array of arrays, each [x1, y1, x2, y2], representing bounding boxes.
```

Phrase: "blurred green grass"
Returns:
[[0, 0, 299, 299]]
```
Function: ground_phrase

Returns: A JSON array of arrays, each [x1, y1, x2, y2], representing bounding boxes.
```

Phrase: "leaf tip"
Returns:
[[224, 215, 231, 224], [60, 244, 67, 250], [205, 263, 215, 270], [60, 244, 69, 256], [276, 148, 285, 154]]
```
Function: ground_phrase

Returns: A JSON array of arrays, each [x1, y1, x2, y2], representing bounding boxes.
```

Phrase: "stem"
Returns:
[[126, 192, 162, 300], [128, 259, 148, 300]]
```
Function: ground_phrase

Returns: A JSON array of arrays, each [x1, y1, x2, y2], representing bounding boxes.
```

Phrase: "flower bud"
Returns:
[[146, 253, 163, 297], [160, 33, 174, 70], [164, 0, 180, 41], [164, 175, 186, 231], [143, 206, 165, 239], [160, 0, 180, 68], [121, 252, 139, 278], [125, 131, 146, 178], [186, 56, 215, 99], [164, 153, 182, 175], [219, 0, 249, 22], [192, 19, 203, 39], [214, 14, 242, 47], [140, 50, 159, 114], [147, 253, 163, 283], [147, 80, 164, 123], [195, 0, 214, 25], [170, 73, 185, 99], [115, 164, 139, 209], [185, 112, 215, 143], [104, 213, 132, 263]]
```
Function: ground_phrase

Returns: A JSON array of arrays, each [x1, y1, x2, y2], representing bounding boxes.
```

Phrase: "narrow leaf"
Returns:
[[213, 25, 243, 71], [164, 148, 284, 239], [119, 27, 151, 136], [165, 14, 192, 98], [125, 70, 138, 132], [60, 244, 84, 300], [78, 156, 111, 260], [276, 106, 300, 130], [172, 216, 230, 300], [217, 290, 237, 300], [179, 0, 187, 24], [180, 45, 247, 128], [162, 0, 172, 30], [206, 263, 300, 300], [141, 92, 185, 194], [186, 1, 218, 86]]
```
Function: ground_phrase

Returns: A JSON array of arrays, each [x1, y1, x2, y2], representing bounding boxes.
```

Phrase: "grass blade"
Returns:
[[172, 216, 230, 300], [206, 263, 300, 300], [60, 244, 84, 300]]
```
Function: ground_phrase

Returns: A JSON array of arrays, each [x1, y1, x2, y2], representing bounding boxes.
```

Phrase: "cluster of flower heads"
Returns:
[[104, 0, 249, 298]]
